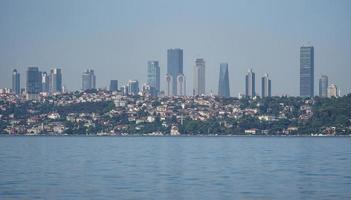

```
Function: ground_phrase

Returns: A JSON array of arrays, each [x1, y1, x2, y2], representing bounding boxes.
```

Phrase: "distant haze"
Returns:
[[1, 0, 350, 96]]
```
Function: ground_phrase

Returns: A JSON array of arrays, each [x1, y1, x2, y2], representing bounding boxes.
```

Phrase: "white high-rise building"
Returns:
[[49, 68, 62, 93], [82, 69, 96, 90], [261, 73, 271, 97], [193, 58, 205, 96], [165, 74, 172, 96], [177, 74, 186, 96], [327, 84, 338, 98], [245, 69, 255, 98]]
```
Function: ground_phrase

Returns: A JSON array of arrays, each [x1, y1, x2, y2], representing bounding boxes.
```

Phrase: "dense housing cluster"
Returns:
[[1, 91, 350, 136]]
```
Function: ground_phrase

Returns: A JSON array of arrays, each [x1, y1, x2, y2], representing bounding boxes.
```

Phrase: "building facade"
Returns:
[[245, 69, 255, 98], [218, 63, 230, 97], [110, 80, 118, 92], [261, 73, 272, 97], [82, 69, 96, 90], [177, 74, 186, 96], [128, 80, 139, 95], [49, 68, 62, 93], [319, 75, 328, 97], [300, 46, 314, 97], [327, 84, 338, 98], [167, 48, 183, 96], [12, 69, 20, 95], [193, 58, 206, 96], [147, 61, 160, 96], [41, 72, 50, 93], [26, 67, 42, 100]]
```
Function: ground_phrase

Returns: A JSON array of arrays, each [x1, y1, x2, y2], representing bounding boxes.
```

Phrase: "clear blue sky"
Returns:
[[1, 0, 350, 96]]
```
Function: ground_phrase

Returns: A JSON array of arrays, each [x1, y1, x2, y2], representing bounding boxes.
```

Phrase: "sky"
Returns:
[[0, 0, 350, 96]]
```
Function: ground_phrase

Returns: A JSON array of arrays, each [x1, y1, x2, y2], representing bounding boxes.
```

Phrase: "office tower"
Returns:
[[120, 85, 129, 96], [110, 80, 118, 92], [193, 58, 206, 96], [49, 68, 62, 93], [147, 61, 160, 96], [12, 69, 20, 95], [245, 69, 255, 98], [300, 46, 314, 97], [165, 75, 172, 96], [218, 63, 230, 97], [261, 73, 272, 97], [128, 80, 139, 95], [327, 84, 338, 98], [177, 74, 186, 96], [167, 48, 183, 96], [319, 75, 328, 97], [41, 72, 50, 93], [82, 69, 96, 90], [26, 67, 42, 100]]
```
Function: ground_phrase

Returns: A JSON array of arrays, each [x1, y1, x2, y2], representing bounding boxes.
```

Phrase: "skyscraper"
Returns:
[[300, 46, 314, 97], [177, 74, 186, 96], [319, 75, 328, 97], [147, 61, 160, 96], [110, 80, 118, 92], [245, 69, 255, 98], [82, 69, 96, 90], [193, 58, 206, 96], [261, 73, 272, 97], [218, 63, 230, 97], [167, 48, 183, 96], [165, 75, 172, 96], [26, 67, 42, 100], [49, 68, 62, 93], [327, 84, 338, 98], [128, 80, 139, 95], [41, 72, 49, 93], [12, 69, 20, 95]]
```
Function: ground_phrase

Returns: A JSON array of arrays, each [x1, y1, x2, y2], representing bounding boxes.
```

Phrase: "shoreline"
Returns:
[[1, 134, 350, 137]]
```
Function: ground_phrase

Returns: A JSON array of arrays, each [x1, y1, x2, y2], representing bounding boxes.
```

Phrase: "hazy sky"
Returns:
[[1, 0, 350, 96]]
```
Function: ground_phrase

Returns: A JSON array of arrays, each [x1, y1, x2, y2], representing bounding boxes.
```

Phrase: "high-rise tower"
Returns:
[[12, 69, 20, 95], [193, 58, 205, 96], [218, 63, 230, 97], [49, 68, 62, 93], [261, 73, 272, 97], [167, 48, 183, 96], [26, 67, 41, 100], [147, 61, 160, 96], [300, 46, 314, 97], [319, 75, 328, 97], [245, 69, 255, 98], [82, 69, 96, 90]]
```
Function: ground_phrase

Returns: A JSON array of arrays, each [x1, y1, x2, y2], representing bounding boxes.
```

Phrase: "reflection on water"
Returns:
[[0, 136, 350, 200]]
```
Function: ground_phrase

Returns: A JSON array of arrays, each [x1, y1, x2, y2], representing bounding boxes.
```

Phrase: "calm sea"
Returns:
[[0, 136, 350, 200]]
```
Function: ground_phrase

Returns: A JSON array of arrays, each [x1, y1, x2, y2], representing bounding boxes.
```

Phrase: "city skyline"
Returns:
[[0, 0, 351, 96], [5, 46, 344, 98]]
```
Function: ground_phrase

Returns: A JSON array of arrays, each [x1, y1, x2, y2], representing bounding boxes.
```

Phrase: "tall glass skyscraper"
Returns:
[[218, 63, 230, 97], [41, 72, 50, 93], [128, 80, 139, 95], [319, 75, 328, 97], [26, 67, 42, 100], [50, 68, 62, 93], [245, 69, 255, 98], [261, 73, 272, 97], [300, 46, 314, 97], [12, 69, 20, 95], [147, 61, 160, 96], [82, 69, 96, 90], [167, 48, 183, 96], [193, 58, 206, 96], [110, 80, 118, 92]]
